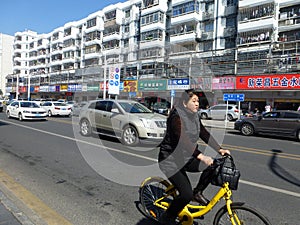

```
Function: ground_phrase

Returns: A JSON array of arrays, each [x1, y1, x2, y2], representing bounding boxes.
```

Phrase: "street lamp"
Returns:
[[100, 44, 107, 100], [27, 73, 31, 100]]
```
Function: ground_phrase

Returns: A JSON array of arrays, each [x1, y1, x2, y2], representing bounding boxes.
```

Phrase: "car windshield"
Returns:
[[20, 102, 39, 108], [119, 102, 152, 113]]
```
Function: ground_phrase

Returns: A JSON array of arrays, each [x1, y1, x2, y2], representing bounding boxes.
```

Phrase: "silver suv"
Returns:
[[199, 104, 240, 121], [79, 99, 167, 146]]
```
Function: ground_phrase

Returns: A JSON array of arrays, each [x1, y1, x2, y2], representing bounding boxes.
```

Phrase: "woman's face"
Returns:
[[184, 94, 199, 113]]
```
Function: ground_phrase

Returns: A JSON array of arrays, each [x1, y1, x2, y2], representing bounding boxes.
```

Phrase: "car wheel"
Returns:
[[121, 125, 139, 146], [7, 111, 11, 118], [297, 130, 300, 141], [18, 113, 23, 121], [80, 119, 92, 136], [201, 113, 208, 119], [48, 110, 52, 117], [226, 114, 234, 121], [240, 123, 254, 136]]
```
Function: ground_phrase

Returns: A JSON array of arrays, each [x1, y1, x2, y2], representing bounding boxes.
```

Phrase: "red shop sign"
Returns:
[[236, 74, 300, 90]]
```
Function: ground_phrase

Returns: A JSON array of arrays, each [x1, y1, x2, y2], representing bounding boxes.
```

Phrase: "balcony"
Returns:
[[104, 19, 117, 28], [170, 31, 197, 43]]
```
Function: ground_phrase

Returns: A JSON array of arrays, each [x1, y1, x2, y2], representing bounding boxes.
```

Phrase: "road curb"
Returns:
[[0, 190, 35, 225], [0, 169, 72, 225]]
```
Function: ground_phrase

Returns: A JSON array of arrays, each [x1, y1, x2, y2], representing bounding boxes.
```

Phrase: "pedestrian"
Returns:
[[158, 89, 230, 225]]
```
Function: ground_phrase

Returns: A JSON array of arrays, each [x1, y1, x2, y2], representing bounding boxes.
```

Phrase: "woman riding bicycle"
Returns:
[[158, 89, 230, 225]]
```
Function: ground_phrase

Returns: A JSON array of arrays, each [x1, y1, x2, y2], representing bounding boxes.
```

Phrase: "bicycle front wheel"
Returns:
[[213, 203, 272, 225], [139, 177, 174, 221]]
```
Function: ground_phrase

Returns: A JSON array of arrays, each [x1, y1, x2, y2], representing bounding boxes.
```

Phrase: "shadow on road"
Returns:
[[269, 149, 300, 187]]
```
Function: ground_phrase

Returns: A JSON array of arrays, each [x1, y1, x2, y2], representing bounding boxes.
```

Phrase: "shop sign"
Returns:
[[123, 80, 137, 92], [68, 84, 77, 92], [82, 84, 87, 92], [19, 86, 27, 93], [39, 85, 49, 92], [212, 77, 235, 90], [76, 84, 82, 92], [40, 86, 49, 92], [190, 77, 211, 91], [167, 78, 190, 90], [236, 74, 300, 90], [55, 86, 60, 92], [138, 79, 167, 91], [87, 85, 99, 92], [34, 86, 39, 92], [49, 86, 56, 92], [100, 81, 109, 90], [60, 84, 68, 91]]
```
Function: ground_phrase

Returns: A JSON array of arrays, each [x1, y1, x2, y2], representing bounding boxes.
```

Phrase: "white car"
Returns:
[[41, 101, 72, 117], [199, 104, 240, 121], [6, 101, 47, 121], [79, 99, 167, 146]]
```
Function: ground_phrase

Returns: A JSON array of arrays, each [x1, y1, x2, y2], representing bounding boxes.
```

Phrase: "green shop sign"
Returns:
[[87, 85, 99, 92], [138, 79, 167, 91]]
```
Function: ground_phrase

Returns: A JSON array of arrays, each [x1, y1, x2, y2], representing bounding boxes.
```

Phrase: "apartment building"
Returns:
[[6, 0, 300, 110], [0, 33, 14, 97]]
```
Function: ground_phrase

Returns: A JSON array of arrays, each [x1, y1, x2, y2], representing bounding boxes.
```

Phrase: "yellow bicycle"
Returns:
[[139, 156, 272, 225]]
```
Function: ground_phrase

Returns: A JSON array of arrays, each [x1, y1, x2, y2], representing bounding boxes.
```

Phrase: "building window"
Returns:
[[105, 10, 116, 20], [173, 1, 199, 17], [87, 18, 97, 28]]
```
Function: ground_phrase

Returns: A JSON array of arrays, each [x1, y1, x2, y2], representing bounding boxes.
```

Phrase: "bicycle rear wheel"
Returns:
[[213, 204, 272, 225], [139, 177, 174, 221]]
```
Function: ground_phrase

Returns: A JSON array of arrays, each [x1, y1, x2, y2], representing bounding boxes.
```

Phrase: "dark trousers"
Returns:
[[165, 158, 214, 218]]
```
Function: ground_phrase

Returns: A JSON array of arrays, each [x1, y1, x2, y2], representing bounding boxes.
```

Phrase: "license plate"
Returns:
[[36, 114, 41, 117], [62, 108, 66, 110]]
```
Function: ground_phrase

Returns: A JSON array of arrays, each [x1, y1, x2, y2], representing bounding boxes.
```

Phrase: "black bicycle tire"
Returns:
[[139, 177, 173, 221], [213, 204, 272, 225]]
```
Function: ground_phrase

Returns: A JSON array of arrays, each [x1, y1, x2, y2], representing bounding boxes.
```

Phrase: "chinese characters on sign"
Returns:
[[236, 74, 300, 89], [212, 77, 235, 90], [167, 78, 190, 90], [123, 80, 137, 92], [138, 80, 167, 91]]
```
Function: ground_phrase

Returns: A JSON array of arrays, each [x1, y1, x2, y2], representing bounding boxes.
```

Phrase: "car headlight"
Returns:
[[140, 118, 155, 129]]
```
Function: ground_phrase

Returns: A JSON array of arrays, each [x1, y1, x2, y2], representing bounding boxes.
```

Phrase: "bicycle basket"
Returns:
[[211, 155, 241, 190]]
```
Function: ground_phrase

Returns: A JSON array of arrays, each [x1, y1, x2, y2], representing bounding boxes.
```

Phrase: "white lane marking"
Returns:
[[240, 180, 300, 198], [1, 119, 300, 198]]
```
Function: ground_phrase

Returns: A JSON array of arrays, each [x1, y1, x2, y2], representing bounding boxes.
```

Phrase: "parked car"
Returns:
[[0, 101, 3, 112], [199, 104, 240, 121], [79, 99, 167, 146], [6, 101, 47, 121], [234, 110, 300, 141], [41, 101, 72, 117], [152, 101, 170, 115]]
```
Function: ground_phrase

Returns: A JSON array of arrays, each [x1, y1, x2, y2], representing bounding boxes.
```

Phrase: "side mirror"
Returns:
[[111, 108, 119, 113], [257, 115, 263, 121]]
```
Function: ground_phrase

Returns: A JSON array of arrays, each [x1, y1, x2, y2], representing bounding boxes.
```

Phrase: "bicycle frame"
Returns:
[[154, 182, 240, 225]]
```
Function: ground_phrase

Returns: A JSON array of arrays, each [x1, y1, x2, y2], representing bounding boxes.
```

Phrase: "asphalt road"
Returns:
[[0, 113, 299, 225]]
